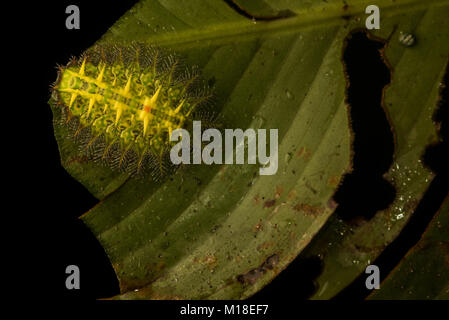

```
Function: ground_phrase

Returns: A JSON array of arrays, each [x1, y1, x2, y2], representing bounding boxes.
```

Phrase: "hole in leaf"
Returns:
[[333, 31, 395, 222], [335, 62, 449, 300]]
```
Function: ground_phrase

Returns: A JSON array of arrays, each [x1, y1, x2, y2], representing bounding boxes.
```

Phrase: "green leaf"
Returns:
[[50, 0, 449, 299], [368, 196, 449, 299]]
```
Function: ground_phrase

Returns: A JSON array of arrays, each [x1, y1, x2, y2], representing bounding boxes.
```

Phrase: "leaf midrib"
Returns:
[[104, 0, 448, 49]]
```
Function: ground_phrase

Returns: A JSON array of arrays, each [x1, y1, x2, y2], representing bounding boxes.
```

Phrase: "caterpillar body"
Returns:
[[52, 43, 213, 178]]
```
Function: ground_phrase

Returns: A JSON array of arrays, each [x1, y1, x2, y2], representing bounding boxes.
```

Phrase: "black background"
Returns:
[[27, 1, 139, 300], [19, 0, 448, 309]]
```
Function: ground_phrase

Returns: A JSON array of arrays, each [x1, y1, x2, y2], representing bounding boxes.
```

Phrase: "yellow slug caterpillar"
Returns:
[[51, 43, 213, 178]]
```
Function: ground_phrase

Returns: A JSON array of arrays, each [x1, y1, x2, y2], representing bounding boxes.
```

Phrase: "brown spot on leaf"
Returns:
[[237, 254, 281, 285], [297, 146, 304, 157], [287, 189, 297, 199], [253, 221, 264, 232], [194, 254, 218, 271], [262, 254, 279, 270], [328, 175, 340, 187], [293, 203, 325, 216], [275, 186, 284, 199], [327, 199, 338, 210], [202, 254, 217, 267], [257, 241, 275, 251], [304, 150, 312, 160], [263, 199, 276, 208], [297, 146, 312, 160], [253, 194, 260, 205], [237, 268, 264, 285]]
